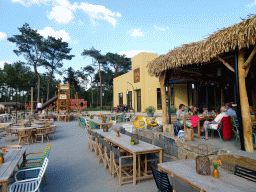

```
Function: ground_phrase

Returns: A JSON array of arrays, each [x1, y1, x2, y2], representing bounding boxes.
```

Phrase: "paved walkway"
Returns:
[[0, 121, 158, 192]]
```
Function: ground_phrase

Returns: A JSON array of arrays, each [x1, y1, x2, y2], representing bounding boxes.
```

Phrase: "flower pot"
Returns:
[[131, 142, 135, 145], [213, 168, 219, 178], [147, 113, 154, 117], [0, 156, 4, 164], [116, 133, 120, 137]]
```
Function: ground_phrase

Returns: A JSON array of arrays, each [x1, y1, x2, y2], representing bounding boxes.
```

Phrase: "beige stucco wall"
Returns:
[[113, 52, 188, 112]]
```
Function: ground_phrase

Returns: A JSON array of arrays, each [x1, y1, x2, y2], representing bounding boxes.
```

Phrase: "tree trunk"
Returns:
[[238, 49, 253, 153], [34, 66, 40, 102], [159, 72, 167, 128], [47, 73, 53, 101], [99, 63, 102, 108]]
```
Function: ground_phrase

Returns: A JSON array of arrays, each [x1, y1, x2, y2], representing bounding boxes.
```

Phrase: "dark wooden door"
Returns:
[[137, 89, 141, 112]]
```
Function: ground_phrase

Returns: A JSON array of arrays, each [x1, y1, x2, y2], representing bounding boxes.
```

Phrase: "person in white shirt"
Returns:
[[203, 106, 228, 139], [37, 102, 42, 115]]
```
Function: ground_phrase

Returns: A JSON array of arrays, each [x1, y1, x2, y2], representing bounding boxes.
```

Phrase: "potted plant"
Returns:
[[116, 129, 120, 137], [130, 138, 135, 145], [23, 123, 27, 128], [145, 106, 156, 117], [212, 159, 222, 178], [0, 153, 4, 164]]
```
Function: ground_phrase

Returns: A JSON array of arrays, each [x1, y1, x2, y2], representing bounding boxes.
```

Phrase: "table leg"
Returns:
[[145, 155, 148, 174], [159, 150, 163, 163], [111, 123, 113, 130], [138, 155, 141, 178], [197, 120, 200, 139], [133, 153, 137, 185], [2, 181, 7, 192], [100, 125, 102, 129]]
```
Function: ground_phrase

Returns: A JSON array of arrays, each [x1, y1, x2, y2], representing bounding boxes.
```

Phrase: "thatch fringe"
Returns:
[[147, 15, 256, 77]]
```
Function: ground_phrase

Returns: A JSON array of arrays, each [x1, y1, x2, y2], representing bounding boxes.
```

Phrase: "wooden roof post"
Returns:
[[237, 48, 253, 152], [159, 71, 167, 130]]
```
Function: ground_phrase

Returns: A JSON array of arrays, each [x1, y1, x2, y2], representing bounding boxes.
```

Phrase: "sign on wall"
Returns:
[[134, 68, 140, 83]]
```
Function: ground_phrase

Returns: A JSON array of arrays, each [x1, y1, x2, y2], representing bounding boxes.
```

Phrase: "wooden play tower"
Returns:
[[56, 83, 72, 114]]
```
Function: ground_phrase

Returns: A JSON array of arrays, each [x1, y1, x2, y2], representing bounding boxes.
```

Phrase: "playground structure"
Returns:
[[56, 83, 72, 114]]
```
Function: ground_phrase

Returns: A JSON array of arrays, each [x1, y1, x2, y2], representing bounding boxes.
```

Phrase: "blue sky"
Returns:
[[0, 0, 256, 83]]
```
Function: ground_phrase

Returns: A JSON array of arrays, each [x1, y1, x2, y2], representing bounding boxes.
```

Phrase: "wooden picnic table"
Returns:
[[158, 159, 256, 192], [93, 129, 163, 185], [83, 117, 113, 130], [0, 148, 26, 192]]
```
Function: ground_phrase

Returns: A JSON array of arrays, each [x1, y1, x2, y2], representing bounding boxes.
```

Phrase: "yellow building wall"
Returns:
[[113, 52, 188, 112]]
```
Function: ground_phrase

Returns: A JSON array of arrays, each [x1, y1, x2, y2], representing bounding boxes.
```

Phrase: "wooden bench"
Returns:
[[234, 165, 256, 183]]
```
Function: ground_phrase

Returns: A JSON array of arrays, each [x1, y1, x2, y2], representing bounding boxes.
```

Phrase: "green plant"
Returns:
[[212, 159, 222, 169], [0, 153, 4, 156], [170, 105, 177, 113], [145, 106, 156, 113], [130, 138, 135, 142]]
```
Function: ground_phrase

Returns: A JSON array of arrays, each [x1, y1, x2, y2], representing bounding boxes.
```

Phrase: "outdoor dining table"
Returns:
[[84, 117, 113, 130], [93, 129, 163, 185], [158, 159, 256, 192], [11, 125, 44, 130], [0, 148, 26, 192], [32, 120, 46, 124]]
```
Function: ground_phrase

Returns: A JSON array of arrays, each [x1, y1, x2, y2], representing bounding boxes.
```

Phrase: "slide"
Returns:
[[35, 95, 58, 113]]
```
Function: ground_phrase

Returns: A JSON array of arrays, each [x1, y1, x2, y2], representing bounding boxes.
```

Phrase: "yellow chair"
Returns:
[[146, 118, 157, 127], [137, 115, 146, 122], [24, 144, 51, 161], [132, 120, 145, 128]]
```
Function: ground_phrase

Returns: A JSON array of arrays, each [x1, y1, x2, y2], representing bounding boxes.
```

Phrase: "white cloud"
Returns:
[[154, 25, 168, 31], [11, 0, 51, 7], [79, 2, 121, 26], [11, 0, 121, 26], [0, 61, 10, 70], [38, 27, 70, 41], [129, 29, 144, 37], [118, 50, 151, 58], [247, 0, 256, 8], [0, 32, 7, 41]]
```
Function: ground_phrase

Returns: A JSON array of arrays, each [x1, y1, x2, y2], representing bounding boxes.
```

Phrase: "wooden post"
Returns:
[[31, 87, 33, 115], [220, 88, 225, 106], [238, 49, 253, 153], [159, 72, 167, 128]]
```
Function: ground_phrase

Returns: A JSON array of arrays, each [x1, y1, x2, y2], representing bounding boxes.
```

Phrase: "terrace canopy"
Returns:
[[147, 15, 256, 153]]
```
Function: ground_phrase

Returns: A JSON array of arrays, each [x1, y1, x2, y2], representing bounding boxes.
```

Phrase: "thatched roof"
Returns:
[[148, 15, 256, 77]]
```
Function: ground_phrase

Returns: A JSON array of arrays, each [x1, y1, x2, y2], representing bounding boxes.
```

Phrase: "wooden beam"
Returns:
[[159, 72, 167, 128], [216, 56, 235, 72], [243, 46, 256, 69], [175, 68, 214, 78]]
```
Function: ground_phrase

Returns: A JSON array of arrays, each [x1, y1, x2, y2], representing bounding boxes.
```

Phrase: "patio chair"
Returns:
[[102, 139, 112, 169], [117, 114, 125, 122], [150, 165, 173, 192], [205, 116, 231, 143], [123, 130, 132, 136], [232, 116, 240, 146], [8, 157, 49, 192], [234, 165, 256, 183], [98, 137, 105, 164], [155, 117, 163, 126], [23, 144, 51, 161], [48, 125, 57, 140], [111, 147, 134, 186], [34, 128, 49, 143], [17, 129, 33, 145], [132, 120, 144, 129], [139, 136, 152, 144], [4, 127, 15, 142], [176, 115, 189, 129], [88, 130, 96, 152], [137, 115, 146, 122]]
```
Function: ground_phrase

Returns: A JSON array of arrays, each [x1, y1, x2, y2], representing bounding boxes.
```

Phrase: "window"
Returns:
[[127, 91, 132, 109], [119, 93, 123, 107], [157, 88, 162, 109]]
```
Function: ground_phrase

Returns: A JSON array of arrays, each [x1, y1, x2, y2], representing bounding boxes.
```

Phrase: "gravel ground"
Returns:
[[0, 120, 158, 192]]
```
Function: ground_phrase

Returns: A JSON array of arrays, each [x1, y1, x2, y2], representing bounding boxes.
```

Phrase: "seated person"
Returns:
[[116, 105, 120, 113], [225, 103, 236, 116], [202, 106, 228, 139], [124, 104, 128, 112], [121, 105, 126, 112], [176, 104, 192, 128], [191, 106, 201, 130], [202, 108, 209, 117]]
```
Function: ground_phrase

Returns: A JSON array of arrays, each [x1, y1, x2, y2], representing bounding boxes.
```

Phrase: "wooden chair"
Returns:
[[102, 139, 112, 169], [150, 165, 173, 192], [98, 137, 105, 164], [48, 125, 57, 140], [5, 127, 14, 142], [17, 129, 33, 145], [139, 136, 152, 144], [34, 128, 49, 143], [111, 147, 134, 186], [234, 165, 256, 183]]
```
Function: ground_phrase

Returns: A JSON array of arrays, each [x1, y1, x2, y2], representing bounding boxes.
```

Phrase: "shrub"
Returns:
[[145, 106, 156, 113]]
